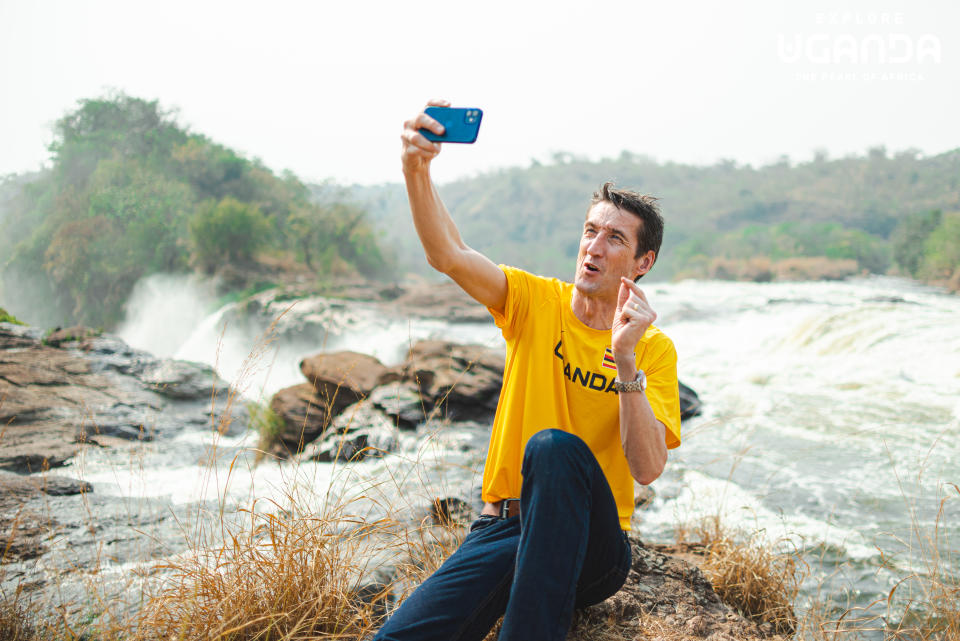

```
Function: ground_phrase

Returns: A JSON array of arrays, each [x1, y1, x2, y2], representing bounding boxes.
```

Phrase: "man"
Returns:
[[375, 100, 682, 641]]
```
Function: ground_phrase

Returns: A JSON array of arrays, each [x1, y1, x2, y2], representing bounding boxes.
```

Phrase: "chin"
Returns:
[[573, 276, 604, 297]]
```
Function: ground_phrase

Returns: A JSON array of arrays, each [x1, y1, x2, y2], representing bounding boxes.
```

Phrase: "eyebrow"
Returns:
[[584, 221, 632, 242]]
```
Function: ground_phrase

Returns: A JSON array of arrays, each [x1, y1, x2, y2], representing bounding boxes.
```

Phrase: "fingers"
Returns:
[[619, 281, 657, 325], [620, 304, 657, 325], [406, 112, 445, 136], [401, 128, 440, 156], [426, 98, 451, 108], [401, 109, 446, 160]]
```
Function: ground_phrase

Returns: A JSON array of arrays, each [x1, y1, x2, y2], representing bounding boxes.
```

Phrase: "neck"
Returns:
[[570, 289, 617, 330]]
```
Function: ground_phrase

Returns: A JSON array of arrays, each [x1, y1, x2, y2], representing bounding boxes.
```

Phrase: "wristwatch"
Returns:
[[614, 370, 647, 393]]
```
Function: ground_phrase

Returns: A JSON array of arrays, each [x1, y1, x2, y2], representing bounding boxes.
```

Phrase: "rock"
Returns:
[[427, 497, 474, 528], [0, 472, 92, 508], [0, 327, 115, 472], [390, 281, 493, 324], [268, 383, 331, 456], [42, 325, 101, 347], [301, 402, 399, 463], [0, 324, 249, 473], [635, 484, 656, 509], [397, 340, 504, 421], [300, 351, 390, 408], [139, 359, 223, 400], [679, 381, 702, 421], [0, 472, 91, 563], [330, 401, 395, 435], [570, 537, 783, 641], [350, 581, 393, 620], [80, 334, 156, 377], [368, 382, 425, 430]]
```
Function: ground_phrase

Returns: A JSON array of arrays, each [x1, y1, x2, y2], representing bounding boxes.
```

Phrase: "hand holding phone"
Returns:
[[419, 107, 483, 144]]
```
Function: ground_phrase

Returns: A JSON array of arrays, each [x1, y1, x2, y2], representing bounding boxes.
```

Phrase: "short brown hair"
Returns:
[[589, 182, 664, 265]]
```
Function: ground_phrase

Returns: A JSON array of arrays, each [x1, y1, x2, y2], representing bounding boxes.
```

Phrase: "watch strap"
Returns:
[[614, 370, 647, 393]]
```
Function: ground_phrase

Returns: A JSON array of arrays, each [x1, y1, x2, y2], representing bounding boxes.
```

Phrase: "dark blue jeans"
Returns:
[[374, 429, 632, 641]]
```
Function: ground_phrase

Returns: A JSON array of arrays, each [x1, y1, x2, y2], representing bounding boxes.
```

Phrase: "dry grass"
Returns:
[[880, 483, 960, 641], [681, 515, 802, 636], [0, 591, 41, 641], [136, 505, 386, 641], [130, 491, 468, 641]]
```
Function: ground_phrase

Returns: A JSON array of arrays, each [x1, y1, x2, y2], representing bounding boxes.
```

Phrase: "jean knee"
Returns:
[[522, 429, 589, 469]]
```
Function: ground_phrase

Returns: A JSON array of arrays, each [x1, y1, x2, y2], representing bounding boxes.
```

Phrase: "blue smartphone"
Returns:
[[420, 107, 483, 144]]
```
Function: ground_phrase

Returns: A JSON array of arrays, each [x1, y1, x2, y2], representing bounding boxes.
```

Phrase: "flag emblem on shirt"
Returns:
[[601, 347, 617, 370]]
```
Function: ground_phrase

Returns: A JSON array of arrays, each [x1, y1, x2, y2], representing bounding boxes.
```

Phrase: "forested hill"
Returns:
[[0, 94, 387, 328], [344, 149, 960, 287]]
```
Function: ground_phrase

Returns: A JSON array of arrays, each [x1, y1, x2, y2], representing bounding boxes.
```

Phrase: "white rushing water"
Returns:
[[102, 273, 958, 617]]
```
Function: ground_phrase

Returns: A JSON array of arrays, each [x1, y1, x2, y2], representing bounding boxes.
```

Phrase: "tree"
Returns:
[[891, 210, 943, 277], [189, 197, 272, 272], [919, 213, 960, 280]]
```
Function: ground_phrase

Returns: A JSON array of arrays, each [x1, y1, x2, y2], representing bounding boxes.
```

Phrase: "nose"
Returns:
[[585, 232, 605, 256]]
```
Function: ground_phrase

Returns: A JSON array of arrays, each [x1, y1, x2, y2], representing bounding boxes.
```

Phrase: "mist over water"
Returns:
[[117, 273, 220, 358]]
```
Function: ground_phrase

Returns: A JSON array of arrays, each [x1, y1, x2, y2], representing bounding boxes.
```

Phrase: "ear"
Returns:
[[633, 250, 656, 280]]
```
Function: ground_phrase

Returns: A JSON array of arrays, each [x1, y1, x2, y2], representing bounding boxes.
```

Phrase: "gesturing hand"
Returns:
[[611, 277, 657, 368], [401, 98, 449, 174]]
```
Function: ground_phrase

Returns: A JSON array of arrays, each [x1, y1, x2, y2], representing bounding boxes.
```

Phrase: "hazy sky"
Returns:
[[1, 0, 957, 185]]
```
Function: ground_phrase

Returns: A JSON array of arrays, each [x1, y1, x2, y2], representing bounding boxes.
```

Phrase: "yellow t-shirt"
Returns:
[[483, 266, 682, 530]]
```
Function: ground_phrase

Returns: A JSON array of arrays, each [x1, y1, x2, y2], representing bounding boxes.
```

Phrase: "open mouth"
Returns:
[[584, 262, 600, 274]]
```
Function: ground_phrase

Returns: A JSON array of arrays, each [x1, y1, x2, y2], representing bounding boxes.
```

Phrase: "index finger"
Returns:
[[620, 277, 648, 301], [426, 98, 451, 108]]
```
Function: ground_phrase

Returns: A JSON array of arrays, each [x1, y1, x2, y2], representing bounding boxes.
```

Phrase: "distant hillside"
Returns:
[[339, 148, 960, 287]]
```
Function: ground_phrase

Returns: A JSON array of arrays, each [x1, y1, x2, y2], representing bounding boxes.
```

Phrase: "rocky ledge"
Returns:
[[0, 323, 244, 474]]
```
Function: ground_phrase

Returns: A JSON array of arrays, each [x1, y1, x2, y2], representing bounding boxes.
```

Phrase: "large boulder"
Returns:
[[394, 340, 505, 422], [139, 359, 223, 400], [300, 351, 390, 409], [268, 383, 331, 456]]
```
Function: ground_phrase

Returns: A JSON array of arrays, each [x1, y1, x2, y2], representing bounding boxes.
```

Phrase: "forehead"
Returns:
[[584, 201, 641, 236]]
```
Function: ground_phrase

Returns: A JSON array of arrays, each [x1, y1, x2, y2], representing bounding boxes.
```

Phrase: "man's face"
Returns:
[[574, 201, 649, 298]]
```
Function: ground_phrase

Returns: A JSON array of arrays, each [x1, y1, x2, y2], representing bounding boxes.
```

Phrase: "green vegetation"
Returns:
[[248, 400, 286, 460], [351, 147, 960, 288], [0, 93, 388, 328], [0, 307, 24, 325]]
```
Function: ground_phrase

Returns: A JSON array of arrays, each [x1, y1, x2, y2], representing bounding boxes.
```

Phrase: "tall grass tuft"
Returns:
[[0, 591, 41, 641], [687, 515, 802, 636], [882, 482, 960, 641], [135, 501, 391, 641]]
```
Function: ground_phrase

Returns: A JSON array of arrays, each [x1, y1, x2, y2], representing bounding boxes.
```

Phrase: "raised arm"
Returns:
[[401, 100, 507, 314]]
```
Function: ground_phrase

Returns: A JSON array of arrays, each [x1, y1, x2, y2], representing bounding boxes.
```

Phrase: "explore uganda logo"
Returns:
[[778, 12, 942, 82]]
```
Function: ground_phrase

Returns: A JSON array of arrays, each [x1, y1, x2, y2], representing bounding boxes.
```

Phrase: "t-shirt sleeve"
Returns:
[[640, 334, 682, 449], [487, 265, 532, 341]]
